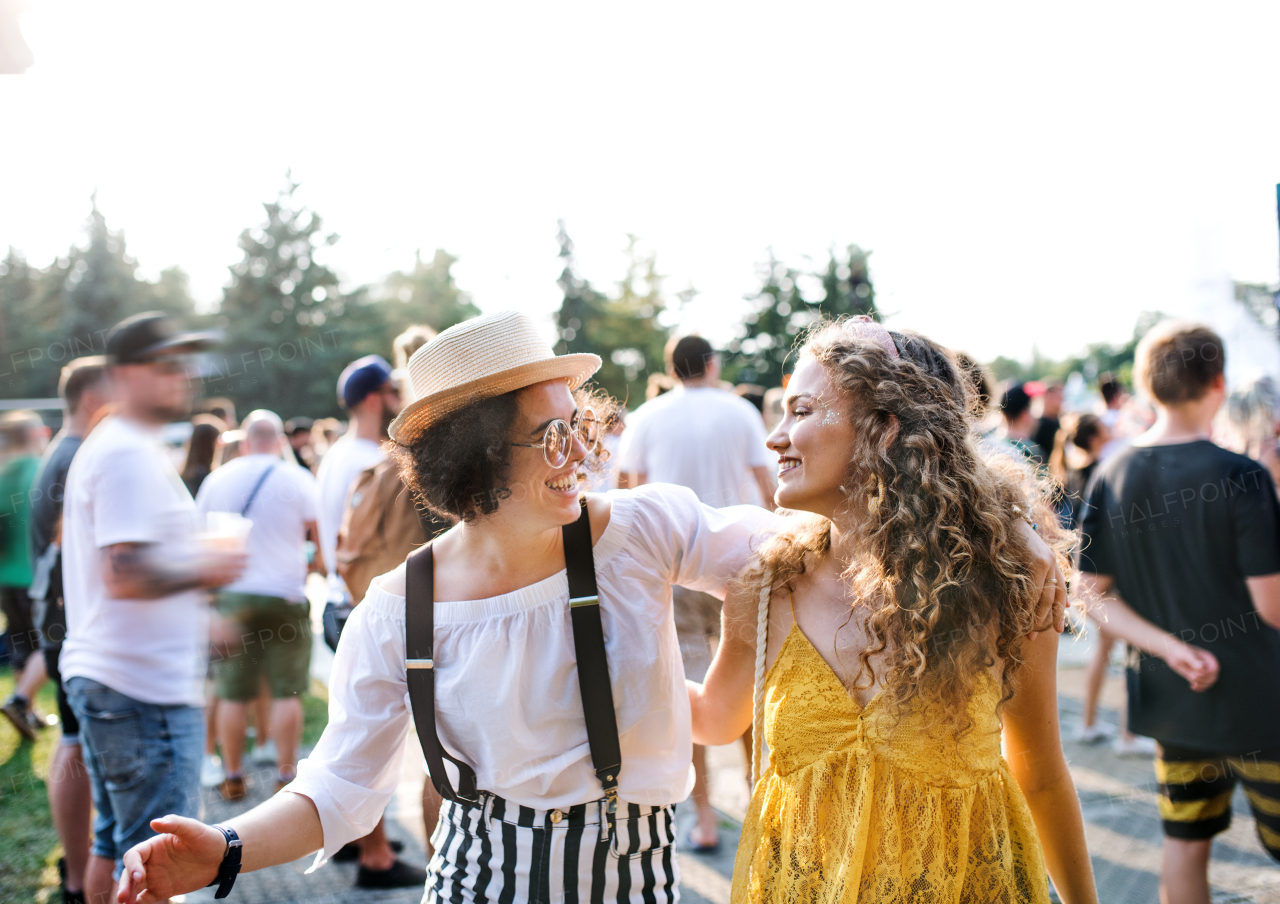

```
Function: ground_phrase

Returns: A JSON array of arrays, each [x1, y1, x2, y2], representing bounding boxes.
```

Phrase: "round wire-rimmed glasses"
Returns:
[[510, 407, 600, 468]]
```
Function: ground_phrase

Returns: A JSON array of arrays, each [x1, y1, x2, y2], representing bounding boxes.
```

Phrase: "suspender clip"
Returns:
[[598, 797, 613, 843], [481, 791, 495, 833]]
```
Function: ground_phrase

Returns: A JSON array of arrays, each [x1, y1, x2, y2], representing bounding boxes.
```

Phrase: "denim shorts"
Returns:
[[65, 677, 204, 870]]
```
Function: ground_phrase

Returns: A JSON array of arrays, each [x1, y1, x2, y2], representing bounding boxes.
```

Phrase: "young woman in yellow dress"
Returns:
[[691, 318, 1098, 904]]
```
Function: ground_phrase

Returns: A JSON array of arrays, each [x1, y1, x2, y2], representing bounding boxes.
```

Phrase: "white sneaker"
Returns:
[[200, 754, 225, 789], [1074, 722, 1115, 744], [249, 738, 278, 766], [1113, 735, 1157, 757]]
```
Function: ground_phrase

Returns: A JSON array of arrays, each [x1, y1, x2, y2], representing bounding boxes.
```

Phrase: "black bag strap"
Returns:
[[405, 542, 479, 804], [240, 461, 278, 517], [563, 501, 623, 807], [403, 501, 622, 807]]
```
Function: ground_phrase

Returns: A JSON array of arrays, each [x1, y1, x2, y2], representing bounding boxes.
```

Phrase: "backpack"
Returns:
[[335, 459, 448, 604]]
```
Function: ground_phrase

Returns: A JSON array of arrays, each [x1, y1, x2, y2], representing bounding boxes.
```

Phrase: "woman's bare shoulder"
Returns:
[[374, 561, 408, 597], [584, 493, 613, 545]]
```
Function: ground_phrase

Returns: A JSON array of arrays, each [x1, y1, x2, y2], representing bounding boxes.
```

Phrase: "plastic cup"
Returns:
[[202, 511, 254, 552]]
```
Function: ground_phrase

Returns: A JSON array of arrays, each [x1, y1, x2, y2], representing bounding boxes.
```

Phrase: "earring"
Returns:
[[867, 475, 885, 516]]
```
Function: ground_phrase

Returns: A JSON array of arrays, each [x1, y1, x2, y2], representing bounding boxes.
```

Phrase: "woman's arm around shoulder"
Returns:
[[616, 482, 779, 595], [689, 581, 761, 746], [1001, 628, 1098, 904]]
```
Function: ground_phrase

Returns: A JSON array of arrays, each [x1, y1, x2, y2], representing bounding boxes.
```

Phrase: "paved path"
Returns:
[[181, 626, 1279, 904]]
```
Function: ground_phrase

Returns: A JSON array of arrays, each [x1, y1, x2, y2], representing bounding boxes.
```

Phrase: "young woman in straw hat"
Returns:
[[690, 319, 1096, 903], [116, 311, 1068, 904]]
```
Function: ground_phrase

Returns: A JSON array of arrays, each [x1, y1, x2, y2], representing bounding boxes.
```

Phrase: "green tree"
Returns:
[[377, 249, 480, 337], [554, 222, 608, 359], [0, 201, 197, 401], [552, 226, 670, 406], [816, 244, 877, 320], [0, 249, 46, 391], [987, 311, 1168, 390], [55, 201, 169, 352], [722, 245, 878, 388], [213, 178, 381, 418]]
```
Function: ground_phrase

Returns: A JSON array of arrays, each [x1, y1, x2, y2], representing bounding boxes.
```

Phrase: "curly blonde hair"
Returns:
[[742, 320, 1069, 734]]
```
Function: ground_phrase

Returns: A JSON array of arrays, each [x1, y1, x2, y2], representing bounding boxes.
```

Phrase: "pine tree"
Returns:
[[593, 236, 670, 407], [553, 222, 608, 359], [57, 200, 163, 359], [723, 245, 878, 388], [379, 249, 480, 336], [816, 244, 876, 319], [214, 177, 375, 418], [0, 200, 195, 400], [552, 226, 671, 406], [0, 248, 51, 395]]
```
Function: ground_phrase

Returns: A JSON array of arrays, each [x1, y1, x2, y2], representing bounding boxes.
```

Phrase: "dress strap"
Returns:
[[751, 571, 773, 788]]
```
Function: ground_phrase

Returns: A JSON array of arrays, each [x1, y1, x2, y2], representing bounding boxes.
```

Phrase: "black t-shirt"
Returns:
[[1079, 440, 1280, 752], [1061, 460, 1098, 532], [28, 431, 83, 649], [29, 431, 82, 560], [1034, 416, 1060, 462]]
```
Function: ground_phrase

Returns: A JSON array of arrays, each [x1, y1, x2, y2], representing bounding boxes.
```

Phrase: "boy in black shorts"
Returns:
[[1079, 321, 1280, 904]]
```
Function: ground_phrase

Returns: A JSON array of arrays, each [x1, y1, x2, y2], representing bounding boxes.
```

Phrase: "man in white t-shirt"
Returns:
[[196, 410, 320, 802], [619, 334, 774, 851], [315, 355, 400, 587], [60, 313, 245, 903], [621, 337, 774, 509]]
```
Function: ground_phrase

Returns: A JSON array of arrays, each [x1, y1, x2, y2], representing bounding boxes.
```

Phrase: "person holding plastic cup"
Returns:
[[196, 410, 321, 803], [60, 313, 247, 904]]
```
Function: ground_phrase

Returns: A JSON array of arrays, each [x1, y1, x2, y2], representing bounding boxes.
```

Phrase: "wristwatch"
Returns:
[[206, 824, 242, 899]]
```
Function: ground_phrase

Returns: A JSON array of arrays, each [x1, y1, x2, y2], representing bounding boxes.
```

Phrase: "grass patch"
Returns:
[[302, 691, 328, 748], [0, 666, 64, 904], [0, 663, 330, 904]]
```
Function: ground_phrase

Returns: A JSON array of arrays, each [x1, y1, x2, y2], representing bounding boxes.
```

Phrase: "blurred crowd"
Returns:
[[3, 311, 1280, 904]]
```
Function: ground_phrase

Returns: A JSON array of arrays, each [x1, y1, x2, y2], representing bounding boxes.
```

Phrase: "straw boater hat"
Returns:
[[388, 310, 601, 445]]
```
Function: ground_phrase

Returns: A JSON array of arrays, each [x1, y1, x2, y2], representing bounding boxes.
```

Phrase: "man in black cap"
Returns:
[[59, 313, 246, 904]]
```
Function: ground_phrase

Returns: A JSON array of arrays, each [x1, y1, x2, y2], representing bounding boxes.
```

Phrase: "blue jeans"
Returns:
[[65, 677, 204, 871]]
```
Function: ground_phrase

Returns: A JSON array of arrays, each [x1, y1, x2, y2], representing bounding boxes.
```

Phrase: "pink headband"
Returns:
[[847, 315, 900, 360]]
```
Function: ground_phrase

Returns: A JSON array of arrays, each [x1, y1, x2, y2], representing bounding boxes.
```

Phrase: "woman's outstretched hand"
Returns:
[[116, 815, 225, 904], [1016, 519, 1069, 640]]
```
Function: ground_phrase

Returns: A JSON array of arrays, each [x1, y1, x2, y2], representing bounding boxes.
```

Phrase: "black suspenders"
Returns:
[[563, 503, 623, 809], [404, 501, 622, 810], [405, 544, 477, 802]]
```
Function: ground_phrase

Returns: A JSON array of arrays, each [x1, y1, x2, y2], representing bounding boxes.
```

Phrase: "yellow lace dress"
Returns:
[[733, 621, 1051, 904]]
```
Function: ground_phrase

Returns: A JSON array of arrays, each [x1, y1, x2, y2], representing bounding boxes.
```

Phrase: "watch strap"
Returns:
[[205, 824, 242, 899]]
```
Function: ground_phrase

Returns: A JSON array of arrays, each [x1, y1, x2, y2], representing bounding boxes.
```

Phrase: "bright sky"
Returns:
[[2, 1, 1278, 362]]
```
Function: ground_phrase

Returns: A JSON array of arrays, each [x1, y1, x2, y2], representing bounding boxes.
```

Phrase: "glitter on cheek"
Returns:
[[818, 404, 844, 427]]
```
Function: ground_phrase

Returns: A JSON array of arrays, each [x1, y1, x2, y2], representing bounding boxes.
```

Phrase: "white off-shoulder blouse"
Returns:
[[289, 483, 777, 862]]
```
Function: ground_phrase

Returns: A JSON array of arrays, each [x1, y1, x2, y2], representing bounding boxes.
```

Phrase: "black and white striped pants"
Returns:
[[425, 793, 680, 904]]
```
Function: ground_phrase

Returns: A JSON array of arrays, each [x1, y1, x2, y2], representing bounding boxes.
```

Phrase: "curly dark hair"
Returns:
[[392, 385, 619, 523]]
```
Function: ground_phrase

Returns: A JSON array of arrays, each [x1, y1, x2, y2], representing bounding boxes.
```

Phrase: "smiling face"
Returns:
[[766, 356, 859, 520], [504, 379, 592, 528]]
